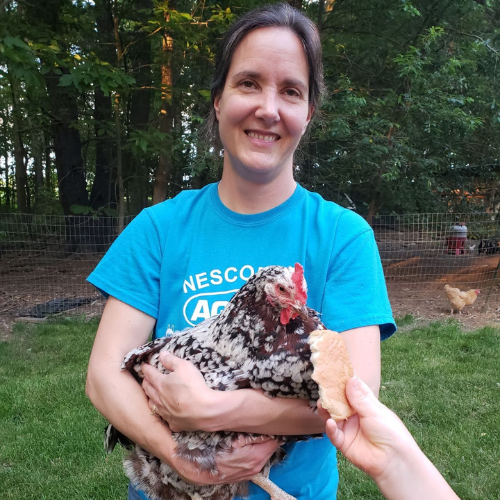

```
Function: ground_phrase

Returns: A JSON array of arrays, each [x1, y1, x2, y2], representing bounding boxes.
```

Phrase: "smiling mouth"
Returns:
[[246, 131, 279, 142]]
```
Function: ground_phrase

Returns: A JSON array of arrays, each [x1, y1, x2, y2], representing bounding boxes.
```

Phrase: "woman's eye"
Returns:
[[241, 80, 255, 88], [284, 88, 300, 97]]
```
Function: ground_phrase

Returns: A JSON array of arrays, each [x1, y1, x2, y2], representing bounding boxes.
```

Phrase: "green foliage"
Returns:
[[58, 63, 136, 95], [302, 0, 500, 215], [125, 128, 174, 157], [0, 0, 499, 214], [70, 204, 118, 217]]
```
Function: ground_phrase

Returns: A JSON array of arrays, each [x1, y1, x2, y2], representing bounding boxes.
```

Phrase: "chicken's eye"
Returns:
[[278, 286, 285, 292]]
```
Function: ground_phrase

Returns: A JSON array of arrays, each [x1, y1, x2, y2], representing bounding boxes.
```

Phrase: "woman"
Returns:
[[86, 4, 395, 500]]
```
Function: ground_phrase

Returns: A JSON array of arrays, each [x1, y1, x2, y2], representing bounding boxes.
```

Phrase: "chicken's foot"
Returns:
[[251, 474, 297, 500]]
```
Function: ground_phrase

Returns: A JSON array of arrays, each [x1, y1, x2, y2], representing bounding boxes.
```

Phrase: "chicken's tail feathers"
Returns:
[[104, 424, 134, 454]]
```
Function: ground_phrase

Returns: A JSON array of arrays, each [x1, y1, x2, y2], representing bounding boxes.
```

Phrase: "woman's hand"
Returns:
[[318, 376, 418, 482], [141, 352, 224, 432], [171, 434, 280, 486], [141, 352, 280, 485]]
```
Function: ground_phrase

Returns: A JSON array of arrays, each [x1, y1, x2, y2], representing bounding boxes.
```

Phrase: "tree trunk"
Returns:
[[115, 92, 125, 232], [112, 0, 125, 229], [90, 0, 118, 209], [2, 154, 11, 209], [318, 0, 337, 29], [366, 196, 382, 227], [487, 179, 498, 213], [24, 0, 89, 214], [44, 67, 89, 214], [127, 0, 153, 212], [90, 88, 116, 209], [44, 130, 52, 192], [8, 72, 29, 212], [317, 0, 325, 28], [152, 26, 174, 205], [326, 0, 336, 11], [28, 117, 44, 196]]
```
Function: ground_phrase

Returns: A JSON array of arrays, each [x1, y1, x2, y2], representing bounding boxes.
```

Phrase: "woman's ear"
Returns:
[[303, 105, 314, 134], [214, 94, 221, 121]]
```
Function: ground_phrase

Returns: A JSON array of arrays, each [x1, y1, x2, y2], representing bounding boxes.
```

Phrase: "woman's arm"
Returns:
[[141, 325, 381, 435], [86, 296, 162, 451], [340, 325, 381, 396], [323, 377, 461, 500], [142, 353, 325, 435], [86, 297, 279, 485]]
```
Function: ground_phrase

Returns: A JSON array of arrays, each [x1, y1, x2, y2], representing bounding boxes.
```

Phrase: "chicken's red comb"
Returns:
[[292, 262, 307, 304]]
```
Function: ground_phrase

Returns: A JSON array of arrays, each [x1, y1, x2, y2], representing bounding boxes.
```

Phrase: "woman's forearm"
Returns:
[[149, 325, 382, 437], [85, 297, 177, 464], [204, 389, 325, 435], [86, 349, 177, 465], [375, 443, 460, 500], [202, 326, 381, 436]]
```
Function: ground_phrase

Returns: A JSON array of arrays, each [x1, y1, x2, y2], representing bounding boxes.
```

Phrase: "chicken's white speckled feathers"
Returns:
[[105, 264, 325, 500]]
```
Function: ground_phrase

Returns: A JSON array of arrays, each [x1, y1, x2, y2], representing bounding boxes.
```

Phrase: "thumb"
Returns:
[[345, 377, 381, 417], [159, 350, 180, 372]]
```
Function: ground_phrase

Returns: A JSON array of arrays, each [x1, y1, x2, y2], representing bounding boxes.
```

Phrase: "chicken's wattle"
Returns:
[[280, 307, 298, 325]]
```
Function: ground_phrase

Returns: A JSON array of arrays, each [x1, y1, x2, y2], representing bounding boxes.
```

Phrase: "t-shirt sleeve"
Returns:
[[87, 210, 163, 318], [320, 223, 396, 340]]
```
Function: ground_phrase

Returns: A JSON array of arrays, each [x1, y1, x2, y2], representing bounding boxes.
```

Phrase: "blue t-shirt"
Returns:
[[88, 182, 395, 500]]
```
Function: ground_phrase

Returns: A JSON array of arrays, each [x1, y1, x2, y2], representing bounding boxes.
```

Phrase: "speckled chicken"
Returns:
[[105, 263, 325, 500]]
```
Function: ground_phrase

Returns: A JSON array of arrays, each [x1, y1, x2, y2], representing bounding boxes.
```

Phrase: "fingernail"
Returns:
[[351, 376, 360, 389]]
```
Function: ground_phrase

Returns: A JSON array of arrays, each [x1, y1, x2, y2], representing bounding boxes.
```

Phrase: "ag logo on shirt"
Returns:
[[182, 265, 261, 326], [183, 290, 238, 326]]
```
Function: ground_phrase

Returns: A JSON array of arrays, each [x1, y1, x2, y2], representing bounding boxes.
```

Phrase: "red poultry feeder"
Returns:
[[446, 223, 467, 255]]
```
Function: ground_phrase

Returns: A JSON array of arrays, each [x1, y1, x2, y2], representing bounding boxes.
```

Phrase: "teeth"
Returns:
[[247, 131, 278, 142]]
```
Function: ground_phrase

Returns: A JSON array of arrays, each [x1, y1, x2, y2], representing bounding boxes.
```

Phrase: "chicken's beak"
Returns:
[[294, 304, 309, 321]]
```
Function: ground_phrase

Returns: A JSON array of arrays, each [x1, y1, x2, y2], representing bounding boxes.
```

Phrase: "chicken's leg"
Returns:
[[251, 474, 297, 500]]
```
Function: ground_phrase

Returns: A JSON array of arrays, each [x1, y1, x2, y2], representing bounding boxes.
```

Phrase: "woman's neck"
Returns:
[[218, 168, 296, 214]]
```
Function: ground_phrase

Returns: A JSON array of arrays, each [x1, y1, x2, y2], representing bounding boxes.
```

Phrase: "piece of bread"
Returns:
[[308, 330, 354, 420]]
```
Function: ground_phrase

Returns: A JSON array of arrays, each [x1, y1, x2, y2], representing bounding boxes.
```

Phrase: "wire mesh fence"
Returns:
[[1, 212, 499, 323], [0, 213, 133, 320]]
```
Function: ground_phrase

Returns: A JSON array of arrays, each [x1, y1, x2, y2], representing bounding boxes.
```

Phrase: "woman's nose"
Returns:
[[254, 91, 280, 123]]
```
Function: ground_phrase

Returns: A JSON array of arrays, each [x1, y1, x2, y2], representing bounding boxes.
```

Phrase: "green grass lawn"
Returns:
[[339, 319, 500, 500], [0, 317, 498, 500]]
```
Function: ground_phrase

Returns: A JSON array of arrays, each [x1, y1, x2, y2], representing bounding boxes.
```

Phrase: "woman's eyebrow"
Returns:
[[282, 78, 308, 93], [230, 71, 308, 92], [230, 70, 261, 81]]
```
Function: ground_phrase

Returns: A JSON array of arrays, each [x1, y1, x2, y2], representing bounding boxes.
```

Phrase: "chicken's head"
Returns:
[[265, 263, 308, 325]]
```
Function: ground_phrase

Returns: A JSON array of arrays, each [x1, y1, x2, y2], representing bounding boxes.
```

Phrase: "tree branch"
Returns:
[[447, 28, 499, 55]]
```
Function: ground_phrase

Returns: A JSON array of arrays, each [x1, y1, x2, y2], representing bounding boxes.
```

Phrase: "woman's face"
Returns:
[[214, 27, 312, 183]]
